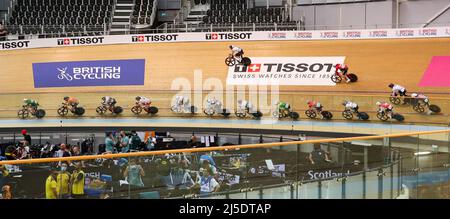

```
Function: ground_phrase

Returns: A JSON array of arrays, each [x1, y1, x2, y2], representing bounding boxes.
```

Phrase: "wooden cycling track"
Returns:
[[0, 37, 449, 124]]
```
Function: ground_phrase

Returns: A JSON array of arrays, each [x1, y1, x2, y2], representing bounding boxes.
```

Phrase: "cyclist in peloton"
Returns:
[[389, 83, 407, 97], [342, 100, 359, 113], [101, 96, 117, 112], [63, 96, 79, 111], [229, 45, 244, 63], [135, 96, 152, 111], [411, 93, 429, 105], [275, 101, 290, 116], [23, 98, 39, 115], [307, 100, 324, 119], [376, 101, 394, 119], [334, 63, 351, 83]]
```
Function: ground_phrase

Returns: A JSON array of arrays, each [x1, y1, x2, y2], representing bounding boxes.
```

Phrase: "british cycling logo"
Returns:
[[57, 37, 105, 46], [57, 67, 73, 81], [56, 66, 121, 81], [369, 30, 388, 37], [131, 34, 178, 42], [0, 40, 30, 49], [294, 32, 313, 39], [320, 31, 339, 38], [343, 31, 361, 38], [396, 29, 414, 37], [418, 29, 437, 36], [205, 32, 252, 40], [268, 32, 287, 39]]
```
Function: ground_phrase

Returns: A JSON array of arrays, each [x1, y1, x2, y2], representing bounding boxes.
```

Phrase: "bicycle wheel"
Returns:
[[148, 106, 158, 115], [377, 112, 389, 121], [35, 109, 46, 119], [392, 113, 404, 122], [203, 107, 215, 116], [18, 109, 29, 119], [113, 106, 123, 114], [235, 110, 246, 118], [429, 105, 441, 113], [357, 112, 369, 120], [170, 105, 181, 113], [96, 106, 107, 114], [305, 109, 317, 119], [342, 110, 353, 120], [389, 97, 401, 105], [348, 73, 358, 82], [289, 112, 299, 120], [57, 106, 69, 116], [74, 107, 85, 116], [241, 57, 251, 66], [225, 57, 236, 66], [413, 104, 425, 113], [131, 106, 142, 115], [321, 111, 333, 120], [331, 74, 342, 83]]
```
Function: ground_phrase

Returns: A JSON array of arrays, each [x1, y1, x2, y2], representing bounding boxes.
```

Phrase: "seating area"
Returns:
[[131, 0, 156, 25], [7, 0, 114, 37], [201, 0, 289, 25]]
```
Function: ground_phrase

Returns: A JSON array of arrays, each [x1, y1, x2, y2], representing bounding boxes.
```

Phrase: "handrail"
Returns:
[[0, 129, 447, 165]]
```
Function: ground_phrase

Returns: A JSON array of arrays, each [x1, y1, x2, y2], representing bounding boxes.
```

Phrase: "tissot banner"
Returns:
[[32, 59, 145, 88], [226, 57, 345, 85]]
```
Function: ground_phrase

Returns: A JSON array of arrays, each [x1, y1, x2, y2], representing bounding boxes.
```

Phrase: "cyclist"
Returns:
[[229, 45, 244, 62], [63, 96, 79, 111], [23, 98, 39, 115], [334, 63, 350, 83], [101, 96, 117, 112], [237, 99, 254, 113], [411, 93, 429, 106], [389, 83, 407, 97], [173, 96, 190, 113], [135, 96, 152, 111], [275, 101, 290, 117], [342, 100, 359, 113], [307, 100, 324, 119], [376, 101, 394, 119]]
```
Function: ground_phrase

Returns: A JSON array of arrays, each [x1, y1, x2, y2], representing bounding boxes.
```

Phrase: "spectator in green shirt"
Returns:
[[104, 132, 115, 154], [119, 131, 129, 153]]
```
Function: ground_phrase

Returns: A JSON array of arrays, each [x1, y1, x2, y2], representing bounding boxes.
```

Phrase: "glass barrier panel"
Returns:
[[247, 189, 261, 199], [365, 169, 380, 199], [297, 181, 319, 199], [382, 166, 393, 199], [345, 174, 364, 199], [261, 185, 291, 199], [320, 178, 342, 199], [392, 162, 400, 198]]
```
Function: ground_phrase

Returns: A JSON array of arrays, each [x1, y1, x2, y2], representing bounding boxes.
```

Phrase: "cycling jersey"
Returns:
[[345, 102, 358, 109], [391, 85, 406, 95], [103, 97, 116, 105], [308, 101, 321, 109], [380, 103, 393, 110], [67, 97, 79, 105], [138, 97, 151, 105], [24, 99, 39, 107], [278, 102, 289, 110], [231, 46, 243, 53]]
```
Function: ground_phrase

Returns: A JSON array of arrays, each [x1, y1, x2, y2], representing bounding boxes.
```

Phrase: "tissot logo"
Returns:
[[320, 32, 339, 38], [57, 37, 105, 46], [294, 32, 312, 39], [369, 30, 388, 37], [233, 62, 335, 73], [268, 32, 286, 39], [343, 31, 361, 38], [396, 30, 414, 37], [205, 32, 252, 40], [418, 29, 437, 36], [0, 40, 30, 49], [131, 34, 178, 42]]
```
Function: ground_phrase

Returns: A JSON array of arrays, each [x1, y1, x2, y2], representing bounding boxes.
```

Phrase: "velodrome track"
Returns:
[[0, 37, 449, 124]]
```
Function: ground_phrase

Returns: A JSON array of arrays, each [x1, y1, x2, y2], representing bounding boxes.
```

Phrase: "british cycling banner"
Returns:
[[226, 57, 345, 85], [32, 59, 145, 88]]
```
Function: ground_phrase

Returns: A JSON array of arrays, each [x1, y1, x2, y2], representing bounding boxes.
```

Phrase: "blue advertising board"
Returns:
[[32, 59, 145, 88]]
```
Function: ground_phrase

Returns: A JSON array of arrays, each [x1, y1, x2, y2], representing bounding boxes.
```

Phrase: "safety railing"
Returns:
[[0, 129, 449, 199]]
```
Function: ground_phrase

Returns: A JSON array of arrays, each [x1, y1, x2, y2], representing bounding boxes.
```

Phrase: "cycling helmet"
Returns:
[[135, 96, 141, 101], [23, 98, 28, 102], [342, 100, 348, 106], [411, 93, 418, 98], [388, 83, 394, 88], [376, 101, 381, 106], [63, 96, 69, 101], [229, 45, 233, 49]]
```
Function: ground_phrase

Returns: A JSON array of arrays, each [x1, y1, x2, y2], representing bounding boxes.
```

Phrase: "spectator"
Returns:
[[45, 168, 58, 199], [0, 165, 9, 189], [104, 132, 116, 154], [70, 162, 85, 199], [71, 146, 81, 156], [16, 143, 30, 160], [308, 144, 331, 165], [144, 135, 156, 151], [199, 159, 217, 176], [56, 162, 71, 199], [188, 136, 201, 148], [129, 131, 142, 151], [20, 129, 31, 146], [55, 143, 71, 166], [168, 161, 195, 190], [2, 185, 12, 199], [200, 153, 216, 166], [118, 131, 130, 153], [0, 23, 7, 41], [123, 158, 145, 187], [197, 167, 220, 195]]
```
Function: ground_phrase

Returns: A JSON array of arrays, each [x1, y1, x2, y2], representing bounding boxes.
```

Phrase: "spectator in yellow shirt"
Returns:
[[56, 162, 71, 199], [70, 162, 85, 199], [45, 169, 58, 199]]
